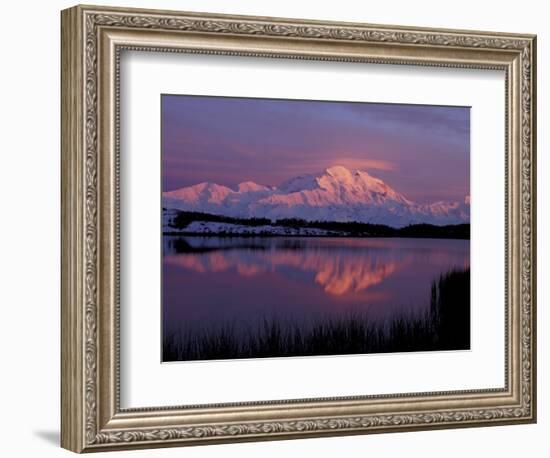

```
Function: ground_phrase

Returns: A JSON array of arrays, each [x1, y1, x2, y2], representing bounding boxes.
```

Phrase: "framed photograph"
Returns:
[[61, 4, 537, 453]]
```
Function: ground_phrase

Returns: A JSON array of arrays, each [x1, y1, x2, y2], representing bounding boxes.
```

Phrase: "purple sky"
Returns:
[[161, 95, 470, 204]]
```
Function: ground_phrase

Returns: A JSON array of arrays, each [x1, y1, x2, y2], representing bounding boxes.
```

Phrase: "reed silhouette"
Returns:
[[163, 268, 470, 362]]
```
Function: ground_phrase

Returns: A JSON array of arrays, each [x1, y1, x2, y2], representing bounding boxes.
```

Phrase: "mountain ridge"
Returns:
[[162, 165, 469, 228]]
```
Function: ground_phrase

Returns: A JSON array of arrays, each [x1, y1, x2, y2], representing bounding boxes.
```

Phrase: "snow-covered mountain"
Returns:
[[162, 165, 469, 228]]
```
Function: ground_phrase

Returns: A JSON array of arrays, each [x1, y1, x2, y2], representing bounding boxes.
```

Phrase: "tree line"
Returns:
[[164, 209, 470, 239]]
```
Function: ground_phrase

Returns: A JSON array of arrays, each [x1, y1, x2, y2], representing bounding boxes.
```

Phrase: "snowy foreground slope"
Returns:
[[166, 221, 339, 236], [163, 165, 469, 228], [161, 209, 343, 235]]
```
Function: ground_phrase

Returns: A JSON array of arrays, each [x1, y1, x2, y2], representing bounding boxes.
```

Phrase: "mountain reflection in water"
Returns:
[[163, 237, 469, 341], [164, 237, 409, 297]]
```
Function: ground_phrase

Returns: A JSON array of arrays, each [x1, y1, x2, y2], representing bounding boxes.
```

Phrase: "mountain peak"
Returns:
[[162, 168, 469, 227], [236, 181, 269, 193]]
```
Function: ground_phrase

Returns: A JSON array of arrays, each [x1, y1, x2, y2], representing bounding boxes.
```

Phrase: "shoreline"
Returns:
[[163, 231, 470, 240]]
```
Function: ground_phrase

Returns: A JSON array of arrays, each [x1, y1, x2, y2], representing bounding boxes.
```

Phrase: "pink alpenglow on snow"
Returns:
[[163, 165, 470, 227]]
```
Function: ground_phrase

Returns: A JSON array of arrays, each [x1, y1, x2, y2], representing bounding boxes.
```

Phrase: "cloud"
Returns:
[[330, 157, 397, 172], [274, 156, 396, 176]]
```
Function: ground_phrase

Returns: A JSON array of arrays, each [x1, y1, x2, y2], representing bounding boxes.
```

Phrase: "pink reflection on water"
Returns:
[[315, 259, 399, 296], [163, 237, 470, 333], [164, 238, 422, 298]]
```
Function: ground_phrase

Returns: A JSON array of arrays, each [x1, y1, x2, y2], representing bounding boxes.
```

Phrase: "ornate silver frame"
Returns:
[[61, 4, 537, 453]]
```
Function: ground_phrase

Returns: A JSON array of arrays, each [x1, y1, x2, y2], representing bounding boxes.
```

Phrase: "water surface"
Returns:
[[162, 236, 469, 344]]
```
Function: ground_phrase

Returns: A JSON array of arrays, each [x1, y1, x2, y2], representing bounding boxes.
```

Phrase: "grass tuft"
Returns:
[[163, 268, 470, 362]]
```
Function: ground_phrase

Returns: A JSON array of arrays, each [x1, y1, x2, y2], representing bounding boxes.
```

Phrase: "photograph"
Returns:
[[161, 95, 471, 362]]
